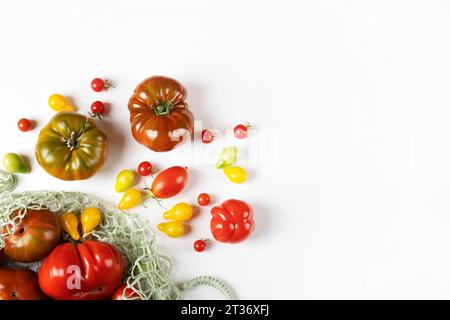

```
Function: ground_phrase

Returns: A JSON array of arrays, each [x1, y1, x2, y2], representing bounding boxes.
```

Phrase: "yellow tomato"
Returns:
[[114, 169, 135, 193], [60, 212, 80, 241], [163, 202, 193, 221], [157, 221, 186, 238], [81, 207, 102, 235], [48, 94, 76, 112], [118, 188, 142, 210], [223, 166, 248, 184]]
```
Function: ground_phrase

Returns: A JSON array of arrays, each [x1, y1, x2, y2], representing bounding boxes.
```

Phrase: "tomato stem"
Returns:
[[65, 131, 79, 150], [153, 101, 173, 116]]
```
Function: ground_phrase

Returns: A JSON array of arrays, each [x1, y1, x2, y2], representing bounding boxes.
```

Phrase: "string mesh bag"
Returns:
[[0, 178, 234, 300]]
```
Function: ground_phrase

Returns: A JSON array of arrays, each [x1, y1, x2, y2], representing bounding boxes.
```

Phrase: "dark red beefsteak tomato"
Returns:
[[38, 240, 125, 300], [0, 268, 47, 300], [4, 209, 62, 263]]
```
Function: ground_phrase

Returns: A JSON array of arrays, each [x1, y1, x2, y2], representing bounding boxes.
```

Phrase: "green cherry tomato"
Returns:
[[216, 146, 237, 169], [3, 153, 30, 174], [114, 169, 135, 192], [223, 166, 247, 184]]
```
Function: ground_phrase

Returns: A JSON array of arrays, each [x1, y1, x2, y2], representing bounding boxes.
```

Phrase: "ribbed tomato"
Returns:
[[38, 240, 125, 300], [128, 76, 194, 152], [4, 209, 61, 263]]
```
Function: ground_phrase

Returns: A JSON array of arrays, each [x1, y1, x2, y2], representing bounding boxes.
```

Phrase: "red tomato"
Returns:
[[193, 239, 207, 252], [197, 193, 211, 206], [38, 240, 125, 300], [91, 101, 105, 115], [233, 123, 251, 139], [138, 161, 153, 176], [0, 268, 47, 300], [4, 209, 62, 263], [150, 166, 188, 199], [210, 199, 254, 243], [17, 118, 32, 132], [201, 129, 214, 143], [91, 77, 113, 92], [111, 284, 141, 300]]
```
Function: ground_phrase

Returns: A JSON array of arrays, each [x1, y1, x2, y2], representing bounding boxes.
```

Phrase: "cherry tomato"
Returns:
[[91, 78, 113, 92], [233, 122, 251, 139], [111, 284, 141, 300], [223, 166, 248, 184], [118, 188, 142, 210], [138, 161, 153, 176], [193, 239, 207, 252], [90, 101, 106, 119], [17, 118, 32, 132], [201, 129, 214, 143], [197, 193, 211, 206], [150, 166, 188, 199], [157, 221, 186, 238]]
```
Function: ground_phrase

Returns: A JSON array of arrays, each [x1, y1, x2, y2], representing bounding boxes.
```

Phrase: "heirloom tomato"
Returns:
[[4, 209, 61, 263], [210, 199, 254, 243], [38, 240, 125, 300], [0, 268, 47, 300], [150, 166, 188, 199], [35, 112, 108, 180], [128, 76, 194, 152]]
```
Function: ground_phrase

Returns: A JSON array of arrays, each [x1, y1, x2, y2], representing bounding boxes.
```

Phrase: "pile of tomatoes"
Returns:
[[0, 209, 137, 300]]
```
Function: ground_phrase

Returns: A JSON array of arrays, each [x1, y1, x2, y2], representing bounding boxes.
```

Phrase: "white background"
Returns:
[[1, 0, 450, 299]]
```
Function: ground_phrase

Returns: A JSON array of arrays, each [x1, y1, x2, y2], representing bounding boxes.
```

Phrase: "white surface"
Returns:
[[1, 0, 450, 299]]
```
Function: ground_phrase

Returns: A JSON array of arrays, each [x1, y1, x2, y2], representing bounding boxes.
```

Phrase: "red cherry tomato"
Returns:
[[138, 161, 153, 176], [150, 166, 188, 199], [17, 118, 32, 132], [38, 240, 125, 300], [90, 101, 105, 115], [193, 239, 207, 252], [111, 284, 141, 300], [210, 199, 254, 243], [197, 193, 211, 206], [233, 122, 251, 139], [201, 129, 214, 143], [91, 78, 113, 92]]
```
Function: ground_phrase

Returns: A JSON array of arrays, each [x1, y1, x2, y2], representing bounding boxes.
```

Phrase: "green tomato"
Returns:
[[223, 166, 247, 184], [216, 146, 237, 169], [114, 169, 135, 192], [3, 153, 30, 174]]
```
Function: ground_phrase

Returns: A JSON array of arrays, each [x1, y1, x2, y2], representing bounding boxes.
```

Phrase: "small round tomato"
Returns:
[[111, 284, 141, 300], [91, 78, 113, 92], [197, 193, 211, 206], [138, 161, 153, 176], [193, 239, 207, 252], [17, 118, 32, 132], [233, 122, 251, 139], [201, 129, 214, 143], [90, 101, 106, 118]]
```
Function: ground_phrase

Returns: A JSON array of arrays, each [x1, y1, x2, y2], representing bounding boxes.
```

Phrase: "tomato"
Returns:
[[118, 188, 142, 209], [150, 166, 188, 199], [201, 129, 214, 143], [91, 78, 113, 92], [48, 94, 76, 112], [3, 152, 30, 174], [163, 203, 193, 221], [90, 101, 106, 119], [233, 122, 251, 139], [35, 112, 108, 180], [223, 166, 248, 184], [197, 193, 211, 206], [210, 199, 254, 243], [0, 268, 47, 300], [193, 240, 208, 252], [216, 146, 237, 169], [111, 284, 141, 300], [115, 169, 135, 192], [157, 221, 186, 238], [138, 161, 153, 176], [81, 207, 102, 236], [17, 118, 32, 132], [38, 240, 125, 300], [4, 209, 61, 263], [0, 249, 4, 264], [60, 212, 80, 241], [128, 76, 194, 152]]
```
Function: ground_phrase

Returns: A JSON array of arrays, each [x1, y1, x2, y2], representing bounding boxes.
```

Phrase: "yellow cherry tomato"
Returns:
[[118, 188, 142, 210], [163, 202, 193, 222], [81, 207, 102, 236], [60, 212, 80, 241], [48, 94, 76, 112], [157, 221, 186, 238], [223, 166, 248, 184], [114, 169, 135, 193]]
